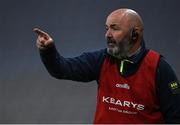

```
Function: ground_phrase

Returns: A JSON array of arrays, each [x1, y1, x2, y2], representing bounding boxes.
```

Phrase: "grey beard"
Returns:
[[107, 39, 132, 59]]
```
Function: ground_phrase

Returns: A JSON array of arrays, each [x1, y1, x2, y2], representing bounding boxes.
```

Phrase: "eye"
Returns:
[[112, 26, 120, 31], [105, 26, 109, 31]]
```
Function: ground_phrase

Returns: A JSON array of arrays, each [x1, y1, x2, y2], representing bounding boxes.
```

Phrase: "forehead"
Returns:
[[105, 12, 129, 27]]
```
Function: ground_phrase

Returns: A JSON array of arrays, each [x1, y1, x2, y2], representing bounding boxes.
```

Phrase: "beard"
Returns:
[[107, 37, 133, 59]]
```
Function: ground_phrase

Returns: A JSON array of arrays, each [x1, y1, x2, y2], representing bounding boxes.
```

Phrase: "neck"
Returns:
[[127, 46, 141, 57]]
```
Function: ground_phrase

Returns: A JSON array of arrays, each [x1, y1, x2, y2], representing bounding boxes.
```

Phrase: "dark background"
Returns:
[[0, 0, 180, 123]]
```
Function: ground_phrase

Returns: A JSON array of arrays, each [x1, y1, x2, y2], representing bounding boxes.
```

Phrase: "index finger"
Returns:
[[33, 28, 48, 37]]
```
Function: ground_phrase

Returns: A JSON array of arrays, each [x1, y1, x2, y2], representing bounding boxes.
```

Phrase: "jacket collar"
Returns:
[[126, 39, 147, 64]]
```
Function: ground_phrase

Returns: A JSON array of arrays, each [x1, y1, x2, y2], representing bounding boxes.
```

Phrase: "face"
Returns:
[[105, 14, 133, 59]]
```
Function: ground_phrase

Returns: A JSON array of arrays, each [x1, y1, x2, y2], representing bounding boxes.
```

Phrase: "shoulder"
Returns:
[[158, 56, 177, 79], [156, 55, 180, 94], [81, 48, 107, 58], [79, 48, 107, 63]]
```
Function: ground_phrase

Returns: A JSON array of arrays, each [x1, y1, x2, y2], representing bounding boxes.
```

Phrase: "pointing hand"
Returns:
[[34, 28, 54, 50]]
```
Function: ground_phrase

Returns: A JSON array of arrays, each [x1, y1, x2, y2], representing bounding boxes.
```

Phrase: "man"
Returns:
[[34, 8, 180, 123]]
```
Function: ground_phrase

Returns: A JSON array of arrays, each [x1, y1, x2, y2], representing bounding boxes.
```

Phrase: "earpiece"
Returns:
[[130, 28, 138, 41]]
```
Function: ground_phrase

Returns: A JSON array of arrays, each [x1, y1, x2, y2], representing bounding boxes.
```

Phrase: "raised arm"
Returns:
[[34, 28, 106, 82]]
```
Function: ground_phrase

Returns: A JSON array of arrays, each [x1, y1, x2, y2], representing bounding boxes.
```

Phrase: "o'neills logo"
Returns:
[[102, 96, 145, 111], [116, 83, 130, 90]]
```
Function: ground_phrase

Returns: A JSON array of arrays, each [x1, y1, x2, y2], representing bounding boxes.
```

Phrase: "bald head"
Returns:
[[107, 8, 144, 30]]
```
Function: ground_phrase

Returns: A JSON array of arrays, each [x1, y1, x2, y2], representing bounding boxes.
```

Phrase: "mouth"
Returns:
[[108, 43, 115, 48], [107, 39, 116, 48]]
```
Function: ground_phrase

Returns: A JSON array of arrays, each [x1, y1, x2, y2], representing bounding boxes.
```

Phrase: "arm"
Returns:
[[40, 46, 106, 82], [156, 56, 180, 123], [34, 28, 106, 82]]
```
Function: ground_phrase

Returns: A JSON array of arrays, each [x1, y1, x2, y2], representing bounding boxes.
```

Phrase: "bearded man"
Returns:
[[34, 8, 180, 124]]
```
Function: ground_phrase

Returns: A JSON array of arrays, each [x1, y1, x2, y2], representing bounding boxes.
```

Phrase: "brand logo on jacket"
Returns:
[[102, 96, 145, 115], [169, 81, 180, 94], [115, 83, 130, 90], [102, 96, 145, 111]]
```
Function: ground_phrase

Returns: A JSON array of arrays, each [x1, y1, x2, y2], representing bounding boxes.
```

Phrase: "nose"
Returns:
[[105, 29, 113, 38]]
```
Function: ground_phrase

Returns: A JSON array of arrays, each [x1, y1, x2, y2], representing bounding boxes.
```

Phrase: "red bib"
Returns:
[[93, 50, 164, 124]]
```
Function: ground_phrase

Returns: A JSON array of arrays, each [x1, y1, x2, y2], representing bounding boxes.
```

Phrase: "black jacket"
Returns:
[[39, 41, 180, 123]]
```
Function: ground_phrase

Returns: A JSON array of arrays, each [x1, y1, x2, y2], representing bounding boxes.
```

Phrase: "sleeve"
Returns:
[[39, 45, 106, 82], [156, 56, 180, 123]]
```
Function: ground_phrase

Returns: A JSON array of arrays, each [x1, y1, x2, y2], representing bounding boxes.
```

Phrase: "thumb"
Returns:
[[33, 28, 50, 40]]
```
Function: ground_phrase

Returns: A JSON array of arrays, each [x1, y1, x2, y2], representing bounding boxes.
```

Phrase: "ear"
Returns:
[[131, 28, 139, 41]]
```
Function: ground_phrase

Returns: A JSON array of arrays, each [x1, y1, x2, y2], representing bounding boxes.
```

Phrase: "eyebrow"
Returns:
[[105, 23, 117, 26], [105, 24, 120, 28]]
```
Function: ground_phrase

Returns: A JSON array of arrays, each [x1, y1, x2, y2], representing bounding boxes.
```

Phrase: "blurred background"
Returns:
[[0, 0, 180, 123]]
